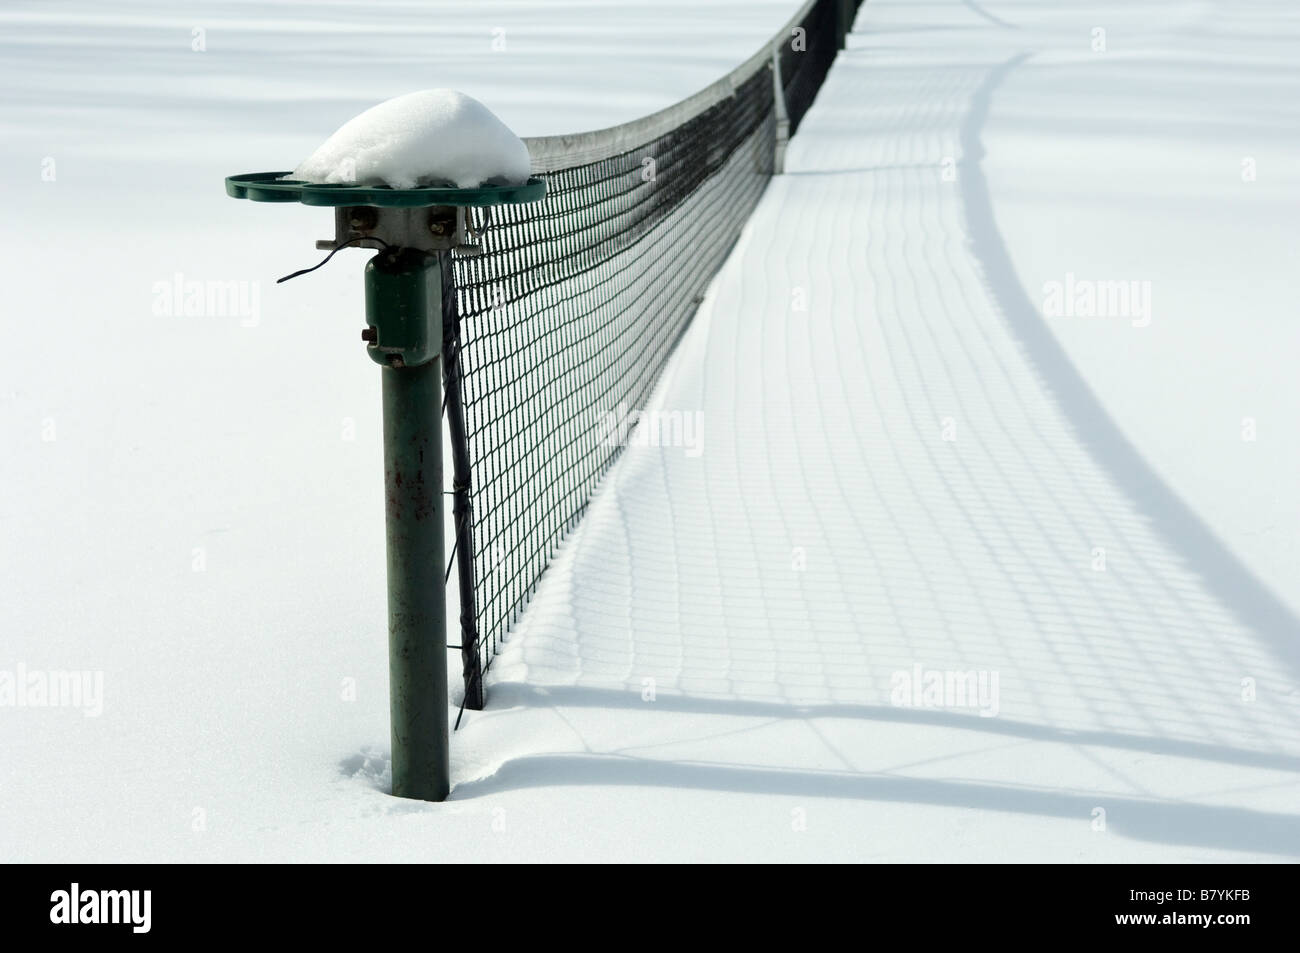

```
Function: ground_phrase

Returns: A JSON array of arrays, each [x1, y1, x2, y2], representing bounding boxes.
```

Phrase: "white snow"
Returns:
[[293, 89, 530, 190], [2, 0, 1299, 863]]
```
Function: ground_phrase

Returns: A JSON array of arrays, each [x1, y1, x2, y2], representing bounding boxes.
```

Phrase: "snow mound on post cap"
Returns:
[[293, 89, 531, 190]]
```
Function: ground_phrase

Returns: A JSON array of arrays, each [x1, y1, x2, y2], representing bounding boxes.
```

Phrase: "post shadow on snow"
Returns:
[[452, 753, 1300, 857], [484, 682, 1300, 774], [958, 52, 1300, 683]]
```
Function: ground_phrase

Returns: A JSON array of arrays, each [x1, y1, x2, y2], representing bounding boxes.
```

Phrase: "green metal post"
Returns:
[[365, 248, 448, 802], [224, 180, 547, 800]]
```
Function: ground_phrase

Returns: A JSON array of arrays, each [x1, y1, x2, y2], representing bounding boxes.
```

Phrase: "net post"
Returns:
[[365, 247, 450, 802], [771, 44, 790, 174], [440, 254, 487, 712]]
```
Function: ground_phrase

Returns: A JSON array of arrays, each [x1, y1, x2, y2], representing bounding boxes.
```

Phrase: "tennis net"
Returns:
[[445, 0, 861, 710]]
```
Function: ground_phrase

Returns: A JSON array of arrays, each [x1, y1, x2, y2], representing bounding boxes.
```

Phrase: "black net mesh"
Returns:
[[447, 0, 848, 706], [781, 0, 841, 134]]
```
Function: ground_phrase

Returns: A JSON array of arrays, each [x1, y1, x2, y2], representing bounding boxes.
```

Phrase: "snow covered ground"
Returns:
[[2, 0, 1298, 862]]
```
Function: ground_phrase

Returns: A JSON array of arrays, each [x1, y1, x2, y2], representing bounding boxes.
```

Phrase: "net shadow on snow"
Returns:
[[956, 52, 1300, 686], [455, 15, 1300, 852], [497, 51, 1299, 731]]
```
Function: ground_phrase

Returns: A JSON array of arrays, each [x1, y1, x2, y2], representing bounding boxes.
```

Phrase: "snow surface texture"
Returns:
[[293, 89, 530, 190], [2, 0, 1299, 863]]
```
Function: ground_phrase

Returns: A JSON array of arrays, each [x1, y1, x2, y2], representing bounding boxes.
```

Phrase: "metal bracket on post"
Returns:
[[772, 44, 791, 175], [319, 204, 460, 256]]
